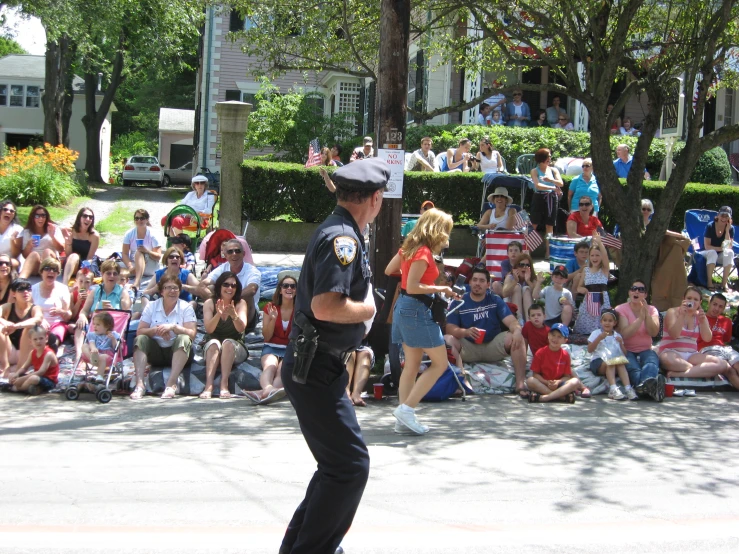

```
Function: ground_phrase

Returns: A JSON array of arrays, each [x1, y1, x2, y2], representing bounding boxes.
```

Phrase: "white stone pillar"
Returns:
[[215, 101, 251, 233]]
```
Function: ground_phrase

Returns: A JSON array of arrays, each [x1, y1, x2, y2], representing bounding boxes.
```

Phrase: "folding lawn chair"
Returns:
[[682, 209, 739, 286]]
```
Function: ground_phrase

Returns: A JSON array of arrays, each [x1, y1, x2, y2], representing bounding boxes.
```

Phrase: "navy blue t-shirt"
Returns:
[[447, 291, 512, 343]]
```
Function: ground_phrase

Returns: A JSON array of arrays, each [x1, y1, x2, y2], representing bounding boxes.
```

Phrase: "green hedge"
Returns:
[[341, 125, 731, 184], [241, 160, 739, 229]]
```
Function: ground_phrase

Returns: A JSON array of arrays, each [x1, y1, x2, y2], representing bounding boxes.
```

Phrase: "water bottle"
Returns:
[[722, 239, 732, 262]]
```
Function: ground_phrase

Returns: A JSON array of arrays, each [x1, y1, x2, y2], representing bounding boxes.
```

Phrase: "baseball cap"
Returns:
[[550, 323, 570, 338], [552, 264, 568, 278], [718, 206, 732, 217], [421, 200, 435, 210]]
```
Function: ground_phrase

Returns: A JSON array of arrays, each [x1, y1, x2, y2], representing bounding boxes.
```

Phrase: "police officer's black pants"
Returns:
[[280, 348, 370, 554]]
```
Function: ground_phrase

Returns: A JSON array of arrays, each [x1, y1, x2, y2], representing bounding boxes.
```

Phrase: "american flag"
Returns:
[[305, 138, 322, 168], [513, 211, 543, 251], [484, 230, 527, 279], [596, 227, 622, 250], [585, 292, 603, 317]]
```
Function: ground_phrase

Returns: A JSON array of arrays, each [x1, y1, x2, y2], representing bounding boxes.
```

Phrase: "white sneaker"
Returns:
[[394, 420, 429, 435], [393, 406, 429, 435], [608, 385, 626, 401], [625, 386, 638, 400]]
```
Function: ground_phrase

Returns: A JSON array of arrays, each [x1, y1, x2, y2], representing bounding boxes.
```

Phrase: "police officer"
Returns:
[[279, 158, 389, 554]]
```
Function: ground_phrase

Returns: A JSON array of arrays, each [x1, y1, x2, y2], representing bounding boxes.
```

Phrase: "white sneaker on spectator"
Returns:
[[393, 405, 429, 435], [608, 385, 626, 401], [625, 386, 638, 400], [394, 420, 429, 435]]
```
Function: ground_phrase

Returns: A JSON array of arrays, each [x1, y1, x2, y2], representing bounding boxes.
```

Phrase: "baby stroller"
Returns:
[[198, 226, 254, 277], [64, 309, 132, 404]]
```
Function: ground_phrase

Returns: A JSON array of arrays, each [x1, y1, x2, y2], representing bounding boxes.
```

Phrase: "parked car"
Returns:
[[122, 156, 164, 187], [163, 161, 194, 187]]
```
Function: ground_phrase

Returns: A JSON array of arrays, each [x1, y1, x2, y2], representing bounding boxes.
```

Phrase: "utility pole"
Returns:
[[371, 0, 411, 289]]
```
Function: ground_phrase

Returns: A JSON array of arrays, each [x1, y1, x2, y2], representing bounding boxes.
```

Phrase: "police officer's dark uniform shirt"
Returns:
[[291, 205, 369, 353]]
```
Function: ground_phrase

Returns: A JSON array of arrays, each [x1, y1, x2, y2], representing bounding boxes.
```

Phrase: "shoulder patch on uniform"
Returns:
[[333, 236, 358, 265]]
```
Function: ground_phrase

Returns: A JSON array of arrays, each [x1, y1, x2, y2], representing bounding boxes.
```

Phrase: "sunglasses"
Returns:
[[582, 164, 592, 168], [513, 93, 522, 96], [518, 263, 531, 268], [2, 207, 16, 214], [15, 286, 32, 293], [630, 286, 647, 293], [579, 203, 592, 207], [168, 254, 181, 260], [134, 216, 148, 221], [226, 248, 242, 255], [41, 266, 59, 273], [34, 213, 47, 219], [81, 214, 93, 220], [281, 283, 297, 289], [222, 282, 237, 289], [642, 208, 652, 212], [0, 261, 10, 267], [558, 118, 567, 121]]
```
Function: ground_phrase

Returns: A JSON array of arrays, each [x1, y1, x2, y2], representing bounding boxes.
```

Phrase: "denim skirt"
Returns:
[[391, 294, 445, 349]]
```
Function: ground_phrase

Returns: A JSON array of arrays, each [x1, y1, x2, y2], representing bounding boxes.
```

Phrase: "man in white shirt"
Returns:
[[406, 137, 436, 172], [198, 239, 261, 330]]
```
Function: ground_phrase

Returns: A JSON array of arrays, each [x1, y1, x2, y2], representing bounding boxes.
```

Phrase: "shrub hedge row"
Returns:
[[241, 160, 739, 231], [340, 125, 732, 185]]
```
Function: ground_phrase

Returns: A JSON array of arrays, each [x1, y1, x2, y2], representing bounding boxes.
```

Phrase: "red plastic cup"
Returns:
[[373, 383, 384, 400], [474, 329, 486, 344], [665, 384, 675, 397]]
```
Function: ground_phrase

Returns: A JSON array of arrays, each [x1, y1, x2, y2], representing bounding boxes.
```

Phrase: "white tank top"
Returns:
[[488, 208, 509, 229], [479, 151, 501, 174]]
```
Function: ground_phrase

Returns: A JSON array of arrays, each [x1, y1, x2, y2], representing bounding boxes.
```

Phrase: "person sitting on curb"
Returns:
[[5, 325, 59, 395], [526, 323, 584, 403], [444, 267, 528, 398], [696, 292, 739, 389], [532, 265, 574, 327], [406, 137, 437, 172], [198, 239, 261, 334], [130, 275, 197, 400]]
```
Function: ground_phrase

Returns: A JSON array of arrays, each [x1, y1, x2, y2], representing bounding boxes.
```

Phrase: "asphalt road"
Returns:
[[2, 390, 739, 553]]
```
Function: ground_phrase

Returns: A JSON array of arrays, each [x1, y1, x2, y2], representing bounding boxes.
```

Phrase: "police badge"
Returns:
[[333, 236, 358, 265]]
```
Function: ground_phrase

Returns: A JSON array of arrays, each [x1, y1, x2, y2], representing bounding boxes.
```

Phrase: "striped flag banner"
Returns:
[[304, 138, 322, 168], [585, 292, 603, 317], [485, 230, 527, 280], [525, 229, 543, 251], [600, 233, 622, 250]]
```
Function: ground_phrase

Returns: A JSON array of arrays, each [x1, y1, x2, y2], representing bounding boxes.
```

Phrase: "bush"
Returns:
[[679, 146, 732, 185], [242, 160, 739, 230], [0, 144, 81, 205], [110, 131, 158, 162]]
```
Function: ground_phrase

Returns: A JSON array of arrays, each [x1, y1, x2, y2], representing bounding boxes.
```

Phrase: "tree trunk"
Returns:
[[370, 0, 410, 290], [41, 36, 73, 145], [82, 45, 125, 183]]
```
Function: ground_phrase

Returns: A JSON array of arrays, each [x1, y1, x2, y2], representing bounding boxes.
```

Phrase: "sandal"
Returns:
[[130, 385, 145, 400], [160, 386, 177, 399], [528, 392, 541, 403], [244, 390, 261, 404], [219, 390, 232, 399], [517, 388, 530, 399], [579, 387, 592, 399], [199, 390, 212, 399]]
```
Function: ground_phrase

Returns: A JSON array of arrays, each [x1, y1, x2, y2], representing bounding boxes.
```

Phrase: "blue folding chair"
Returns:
[[682, 209, 739, 286]]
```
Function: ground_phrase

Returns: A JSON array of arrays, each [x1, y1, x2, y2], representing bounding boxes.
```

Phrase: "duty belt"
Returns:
[[290, 339, 354, 365]]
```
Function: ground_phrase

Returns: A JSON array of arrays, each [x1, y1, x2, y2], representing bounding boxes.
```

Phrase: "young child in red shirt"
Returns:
[[526, 323, 583, 403], [7, 325, 60, 395], [522, 303, 549, 355]]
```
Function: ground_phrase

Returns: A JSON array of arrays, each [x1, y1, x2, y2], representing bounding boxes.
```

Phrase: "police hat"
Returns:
[[332, 158, 390, 192]]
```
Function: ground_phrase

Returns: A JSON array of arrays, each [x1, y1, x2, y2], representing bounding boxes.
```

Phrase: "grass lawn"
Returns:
[[16, 196, 91, 225], [96, 205, 136, 243]]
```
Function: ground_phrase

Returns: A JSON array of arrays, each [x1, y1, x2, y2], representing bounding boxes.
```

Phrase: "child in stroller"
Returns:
[[80, 312, 121, 384]]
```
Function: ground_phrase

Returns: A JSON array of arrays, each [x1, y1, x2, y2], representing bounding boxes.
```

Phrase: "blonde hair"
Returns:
[[400, 208, 453, 259]]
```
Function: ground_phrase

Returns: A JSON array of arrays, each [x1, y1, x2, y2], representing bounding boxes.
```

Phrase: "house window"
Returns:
[[407, 51, 425, 124], [0, 85, 6, 106], [225, 89, 241, 101], [26, 86, 40, 108], [338, 82, 361, 114], [229, 9, 254, 32], [304, 96, 325, 116], [243, 93, 257, 108], [9, 85, 24, 107]]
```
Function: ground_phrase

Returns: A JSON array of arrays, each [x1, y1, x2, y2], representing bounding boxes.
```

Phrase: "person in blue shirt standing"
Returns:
[[568, 158, 601, 215], [613, 144, 650, 180], [444, 267, 529, 397]]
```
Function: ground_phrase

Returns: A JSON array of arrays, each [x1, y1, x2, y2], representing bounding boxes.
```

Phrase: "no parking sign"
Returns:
[[378, 148, 405, 199]]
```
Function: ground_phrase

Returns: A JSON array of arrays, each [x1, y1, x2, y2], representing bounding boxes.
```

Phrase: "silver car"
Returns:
[[122, 156, 164, 187], [162, 161, 193, 187]]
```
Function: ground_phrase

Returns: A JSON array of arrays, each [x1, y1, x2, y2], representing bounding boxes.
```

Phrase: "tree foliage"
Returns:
[[244, 80, 358, 163], [0, 36, 26, 56]]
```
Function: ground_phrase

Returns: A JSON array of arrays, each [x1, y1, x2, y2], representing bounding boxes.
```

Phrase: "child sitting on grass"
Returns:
[[526, 323, 584, 403], [533, 264, 573, 326], [81, 312, 120, 383], [522, 303, 549, 355], [7, 325, 59, 395], [588, 308, 637, 401]]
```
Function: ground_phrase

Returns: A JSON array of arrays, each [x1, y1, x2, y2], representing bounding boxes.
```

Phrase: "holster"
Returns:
[[291, 311, 319, 384]]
